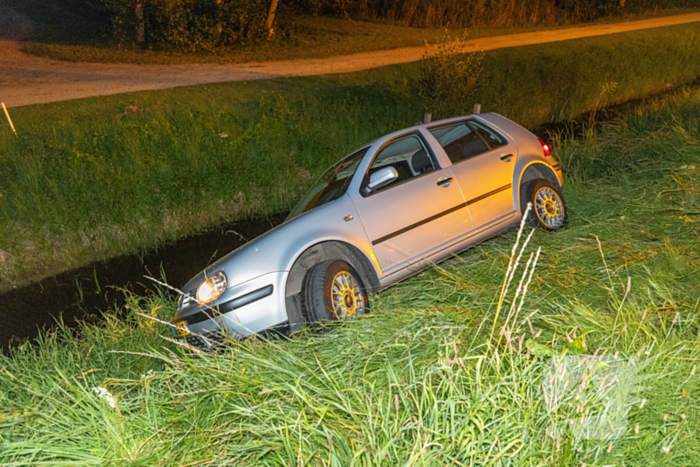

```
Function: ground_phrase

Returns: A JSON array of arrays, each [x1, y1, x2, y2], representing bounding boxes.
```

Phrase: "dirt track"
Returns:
[[2, 11, 700, 108]]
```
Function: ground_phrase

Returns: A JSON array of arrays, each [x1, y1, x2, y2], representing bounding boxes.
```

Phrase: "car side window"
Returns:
[[365, 133, 438, 191], [429, 121, 488, 163], [429, 120, 507, 164], [468, 120, 507, 149]]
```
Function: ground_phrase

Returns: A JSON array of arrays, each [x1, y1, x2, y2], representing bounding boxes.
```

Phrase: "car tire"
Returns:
[[301, 260, 369, 323], [521, 178, 568, 231]]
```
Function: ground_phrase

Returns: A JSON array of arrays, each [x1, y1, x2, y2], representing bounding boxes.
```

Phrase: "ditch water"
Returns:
[[0, 213, 287, 351]]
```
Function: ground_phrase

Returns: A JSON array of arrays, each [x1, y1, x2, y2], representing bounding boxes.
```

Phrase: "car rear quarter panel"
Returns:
[[478, 113, 562, 215]]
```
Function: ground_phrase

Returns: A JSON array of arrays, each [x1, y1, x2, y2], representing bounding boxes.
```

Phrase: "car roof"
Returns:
[[370, 113, 492, 146], [342, 113, 501, 163]]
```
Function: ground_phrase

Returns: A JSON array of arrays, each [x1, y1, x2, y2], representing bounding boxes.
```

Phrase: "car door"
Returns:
[[350, 131, 472, 276], [427, 119, 517, 229]]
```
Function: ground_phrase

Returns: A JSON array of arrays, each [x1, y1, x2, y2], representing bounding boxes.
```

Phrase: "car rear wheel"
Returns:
[[301, 260, 369, 323], [521, 179, 567, 231]]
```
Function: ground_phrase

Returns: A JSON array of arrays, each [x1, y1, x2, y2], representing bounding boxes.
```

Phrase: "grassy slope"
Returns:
[[1, 86, 700, 465], [2, 23, 700, 287], [12, 1, 700, 65]]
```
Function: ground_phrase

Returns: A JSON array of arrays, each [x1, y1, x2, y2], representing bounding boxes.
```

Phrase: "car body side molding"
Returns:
[[465, 183, 512, 205], [371, 203, 468, 246], [370, 183, 512, 246]]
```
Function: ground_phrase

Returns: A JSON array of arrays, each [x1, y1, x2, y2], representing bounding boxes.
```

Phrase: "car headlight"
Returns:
[[197, 271, 228, 303]]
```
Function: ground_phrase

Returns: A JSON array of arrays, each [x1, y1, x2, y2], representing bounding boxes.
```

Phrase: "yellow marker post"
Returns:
[[2, 102, 17, 136]]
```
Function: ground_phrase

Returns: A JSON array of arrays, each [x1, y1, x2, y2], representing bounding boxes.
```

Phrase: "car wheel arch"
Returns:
[[516, 162, 561, 214], [284, 241, 380, 330]]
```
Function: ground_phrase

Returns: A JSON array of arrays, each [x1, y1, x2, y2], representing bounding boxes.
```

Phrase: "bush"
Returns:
[[102, 0, 273, 51], [417, 34, 484, 118]]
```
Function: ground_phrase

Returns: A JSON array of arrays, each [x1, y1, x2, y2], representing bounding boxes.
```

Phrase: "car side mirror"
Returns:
[[363, 166, 398, 196]]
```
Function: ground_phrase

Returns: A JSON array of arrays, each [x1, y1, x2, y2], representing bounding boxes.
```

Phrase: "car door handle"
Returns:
[[500, 153, 514, 161], [437, 177, 453, 186]]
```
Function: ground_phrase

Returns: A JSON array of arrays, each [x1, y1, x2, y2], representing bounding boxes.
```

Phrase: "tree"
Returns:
[[265, 0, 280, 37]]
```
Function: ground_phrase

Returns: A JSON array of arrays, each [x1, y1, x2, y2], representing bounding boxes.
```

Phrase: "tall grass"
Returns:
[[298, 0, 700, 28], [1, 83, 700, 465], [3, 23, 700, 288]]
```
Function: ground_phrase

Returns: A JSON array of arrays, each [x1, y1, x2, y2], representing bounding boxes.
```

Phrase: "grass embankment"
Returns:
[[2, 23, 700, 288], [2, 86, 700, 465]]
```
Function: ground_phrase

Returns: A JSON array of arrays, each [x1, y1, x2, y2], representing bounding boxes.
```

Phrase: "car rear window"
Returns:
[[429, 120, 507, 164]]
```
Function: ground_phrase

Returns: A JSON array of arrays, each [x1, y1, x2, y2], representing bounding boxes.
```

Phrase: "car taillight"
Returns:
[[538, 138, 551, 157]]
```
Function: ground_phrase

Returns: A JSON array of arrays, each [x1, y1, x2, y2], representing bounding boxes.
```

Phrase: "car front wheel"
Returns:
[[522, 179, 568, 231], [301, 260, 369, 323]]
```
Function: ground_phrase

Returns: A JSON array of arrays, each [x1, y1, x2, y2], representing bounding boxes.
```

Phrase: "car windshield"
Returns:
[[287, 147, 368, 220]]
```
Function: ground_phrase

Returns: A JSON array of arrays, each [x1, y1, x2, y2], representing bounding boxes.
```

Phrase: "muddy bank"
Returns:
[[0, 213, 287, 350]]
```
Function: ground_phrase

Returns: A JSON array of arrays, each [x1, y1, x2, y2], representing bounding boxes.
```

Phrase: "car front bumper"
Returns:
[[172, 271, 289, 348]]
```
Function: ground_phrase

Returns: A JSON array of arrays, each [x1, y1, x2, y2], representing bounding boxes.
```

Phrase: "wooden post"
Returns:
[[2, 103, 17, 136], [423, 113, 432, 123], [473, 103, 481, 114], [135, 1, 145, 44], [265, 0, 280, 37]]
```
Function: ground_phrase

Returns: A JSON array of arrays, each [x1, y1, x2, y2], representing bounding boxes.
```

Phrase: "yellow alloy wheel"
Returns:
[[534, 186, 565, 229], [331, 271, 365, 318]]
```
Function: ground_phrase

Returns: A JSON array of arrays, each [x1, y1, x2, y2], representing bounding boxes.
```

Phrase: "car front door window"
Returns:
[[363, 133, 438, 193]]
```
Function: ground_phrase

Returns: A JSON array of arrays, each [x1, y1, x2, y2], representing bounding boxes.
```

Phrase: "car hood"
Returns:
[[179, 194, 369, 295], [180, 217, 291, 293]]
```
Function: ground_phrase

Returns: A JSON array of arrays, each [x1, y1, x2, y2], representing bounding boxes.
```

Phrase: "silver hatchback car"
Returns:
[[172, 113, 566, 348]]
